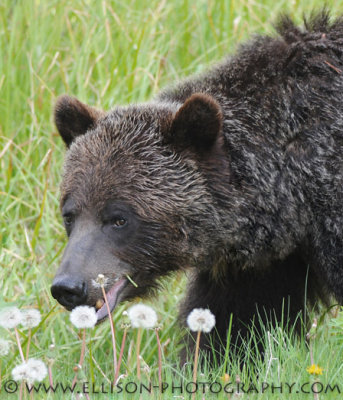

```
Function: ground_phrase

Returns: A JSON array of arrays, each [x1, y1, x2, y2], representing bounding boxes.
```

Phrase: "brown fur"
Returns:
[[52, 12, 343, 362]]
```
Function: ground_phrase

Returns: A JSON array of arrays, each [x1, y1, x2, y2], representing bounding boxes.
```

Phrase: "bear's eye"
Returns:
[[63, 214, 74, 226], [112, 218, 127, 228]]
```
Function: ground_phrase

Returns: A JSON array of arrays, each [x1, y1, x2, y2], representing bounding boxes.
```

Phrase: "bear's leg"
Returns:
[[180, 250, 318, 363], [312, 227, 343, 304]]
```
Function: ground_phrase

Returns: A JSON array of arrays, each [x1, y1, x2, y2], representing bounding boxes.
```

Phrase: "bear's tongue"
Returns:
[[96, 277, 127, 321]]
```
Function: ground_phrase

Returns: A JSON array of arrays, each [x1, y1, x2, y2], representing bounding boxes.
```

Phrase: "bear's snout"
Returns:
[[51, 275, 88, 310]]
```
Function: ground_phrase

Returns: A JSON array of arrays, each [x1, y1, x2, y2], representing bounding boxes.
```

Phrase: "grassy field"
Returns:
[[1, 0, 343, 398]]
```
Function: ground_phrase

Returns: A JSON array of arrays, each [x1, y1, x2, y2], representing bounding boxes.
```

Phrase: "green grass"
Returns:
[[1, 0, 343, 398]]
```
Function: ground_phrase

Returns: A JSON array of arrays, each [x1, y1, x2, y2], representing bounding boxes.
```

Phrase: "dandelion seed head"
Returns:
[[0, 338, 10, 356], [0, 307, 22, 329], [70, 305, 97, 329], [21, 309, 41, 328], [12, 362, 31, 382], [92, 274, 108, 288], [127, 304, 157, 328], [26, 359, 48, 382], [12, 358, 47, 383], [187, 308, 216, 333]]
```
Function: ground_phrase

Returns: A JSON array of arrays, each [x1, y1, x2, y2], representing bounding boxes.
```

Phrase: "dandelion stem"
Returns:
[[114, 327, 127, 384], [14, 327, 25, 362], [26, 329, 32, 361], [155, 328, 163, 391], [192, 330, 201, 400], [101, 285, 117, 378], [136, 328, 142, 380], [71, 371, 78, 389], [72, 328, 86, 388], [48, 365, 54, 388], [309, 340, 320, 400], [79, 328, 86, 366], [19, 382, 23, 400]]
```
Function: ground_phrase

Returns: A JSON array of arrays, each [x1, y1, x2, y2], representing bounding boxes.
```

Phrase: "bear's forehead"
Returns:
[[60, 117, 209, 218], [67, 103, 175, 160], [63, 105, 171, 176]]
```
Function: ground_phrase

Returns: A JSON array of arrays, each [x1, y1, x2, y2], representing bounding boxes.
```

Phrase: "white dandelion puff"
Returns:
[[92, 274, 109, 288], [21, 309, 41, 328], [0, 338, 10, 356], [70, 306, 97, 329], [187, 308, 216, 333], [0, 307, 22, 329], [12, 362, 31, 382], [12, 359, 47, 383], [127, 304, 157, 329], [26, 358, 48, 382]]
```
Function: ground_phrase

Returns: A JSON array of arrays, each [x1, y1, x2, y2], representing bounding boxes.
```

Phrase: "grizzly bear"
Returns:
[[51, 11, 343, 359]]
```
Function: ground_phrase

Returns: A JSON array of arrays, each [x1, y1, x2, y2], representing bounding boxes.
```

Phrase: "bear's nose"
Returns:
[[51, 276, 88, 309]]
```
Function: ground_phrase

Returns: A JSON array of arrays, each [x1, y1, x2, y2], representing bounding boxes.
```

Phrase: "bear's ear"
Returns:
[[169, 93, 223, 153], [54, 95, 104, 147]]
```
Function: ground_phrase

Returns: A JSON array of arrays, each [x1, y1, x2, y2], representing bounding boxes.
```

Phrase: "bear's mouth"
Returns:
[[95, 277, 128, 323]]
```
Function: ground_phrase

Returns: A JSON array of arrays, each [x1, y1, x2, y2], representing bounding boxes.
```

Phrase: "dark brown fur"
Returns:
[[52, 11, 343, 362]]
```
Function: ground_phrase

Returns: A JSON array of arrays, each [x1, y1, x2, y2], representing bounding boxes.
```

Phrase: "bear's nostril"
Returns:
[[51, 277, 88, 309], [62, 289, 80, 305]]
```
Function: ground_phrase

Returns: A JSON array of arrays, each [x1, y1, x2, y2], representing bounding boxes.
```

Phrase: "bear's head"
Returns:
[[51, 94, 228, 322]]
